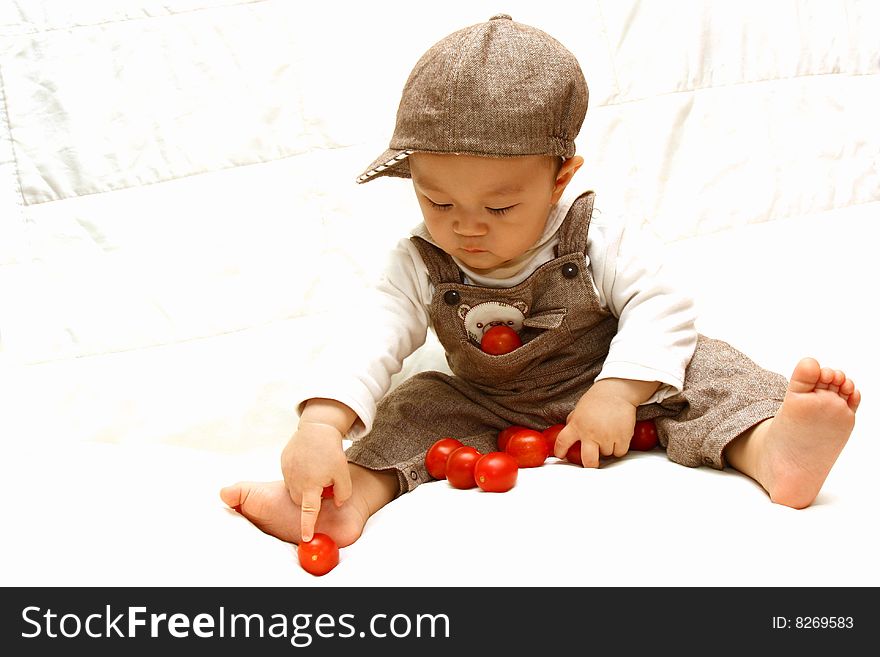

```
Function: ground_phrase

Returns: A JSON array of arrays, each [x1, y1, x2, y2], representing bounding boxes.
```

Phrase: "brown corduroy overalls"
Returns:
[[345, 192, 789, 495]]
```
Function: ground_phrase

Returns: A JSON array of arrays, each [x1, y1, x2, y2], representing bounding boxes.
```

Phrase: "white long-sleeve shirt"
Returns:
[[299, 188, 698, 441]]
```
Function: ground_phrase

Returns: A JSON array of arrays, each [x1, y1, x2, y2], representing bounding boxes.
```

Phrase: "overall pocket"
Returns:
[[454, 307, 573, 384]]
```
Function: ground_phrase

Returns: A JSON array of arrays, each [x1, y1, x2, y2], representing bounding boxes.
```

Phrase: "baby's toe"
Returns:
[[789, 357, 821, 393], [848, 389, 862, 413], [220, 483, 244, 508]]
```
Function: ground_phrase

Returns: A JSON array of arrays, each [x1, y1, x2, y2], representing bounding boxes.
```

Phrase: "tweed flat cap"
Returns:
[[357, 14, 588, 183]]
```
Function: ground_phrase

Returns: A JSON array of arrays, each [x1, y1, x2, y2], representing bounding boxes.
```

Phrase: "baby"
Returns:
[[220, 15, 860, 547]]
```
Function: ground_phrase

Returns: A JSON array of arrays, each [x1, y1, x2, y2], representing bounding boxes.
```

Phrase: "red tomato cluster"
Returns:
[[423, 420, 659, 494], [425, 439, 519, 493], [502, 419, 659, 467]]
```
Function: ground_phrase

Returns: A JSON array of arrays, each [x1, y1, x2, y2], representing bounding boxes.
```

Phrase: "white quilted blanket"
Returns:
[[1, 0, 878, 586]]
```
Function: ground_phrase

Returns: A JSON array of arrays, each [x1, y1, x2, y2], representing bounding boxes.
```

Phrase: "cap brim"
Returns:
[[356, 148, 414, 184]]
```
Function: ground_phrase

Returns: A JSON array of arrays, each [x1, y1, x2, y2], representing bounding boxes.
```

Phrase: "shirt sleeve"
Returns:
[[589, 217, 698, 404], [293, 238, 431, 439]]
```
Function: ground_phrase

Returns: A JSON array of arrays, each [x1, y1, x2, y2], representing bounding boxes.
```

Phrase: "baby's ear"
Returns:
[[552, 156, 585, 202], [457, 304, 470, 321]]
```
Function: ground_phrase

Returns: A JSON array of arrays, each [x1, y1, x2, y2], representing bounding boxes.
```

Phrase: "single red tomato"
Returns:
[[474, 452, 519, 492], [425, 437, 465, 480], [497, 425, 528, 452], [480, 325, 523, 355], [321, 485, 334, 499], [297, 533, 339, 576], [542, 424, 565, 457], [505, 428, 549, 467], [445, 446, 481, 489], [630, 419, 659, 451], [566, 441, 583, 466]]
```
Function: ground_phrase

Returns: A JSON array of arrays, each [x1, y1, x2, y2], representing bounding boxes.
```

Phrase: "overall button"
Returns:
[[561, 263, 579, 279], [444, 290, 461, 305]]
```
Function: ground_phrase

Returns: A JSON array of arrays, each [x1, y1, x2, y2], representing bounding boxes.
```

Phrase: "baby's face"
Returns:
[[409, 153, 566, 276]]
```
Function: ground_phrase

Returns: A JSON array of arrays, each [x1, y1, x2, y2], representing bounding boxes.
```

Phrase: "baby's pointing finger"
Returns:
[[300, 490, 321, 543]]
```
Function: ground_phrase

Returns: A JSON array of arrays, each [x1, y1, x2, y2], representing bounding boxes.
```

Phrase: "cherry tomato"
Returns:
[[480, 325, 523, 355], [542, 424, 565, 457], [321, 485, 334, 499], [505, 428, 549, 467], [474, 452, 519, 492], [445, 446, 481, 489], [497, 425, 528, 452], [425, 437, 465, 480], [565, 441, 583, 466], [630, 419, 659, 451], [297, 533, 339, 576]]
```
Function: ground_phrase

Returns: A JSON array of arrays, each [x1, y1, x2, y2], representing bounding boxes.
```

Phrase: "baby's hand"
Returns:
[[280, 421, 352, 542], [554, 378, 661, 467], [554, 381, 643, 467]]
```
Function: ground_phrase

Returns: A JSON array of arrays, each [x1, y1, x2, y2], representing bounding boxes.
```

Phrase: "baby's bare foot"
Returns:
[[219, 480, 370, 547], [756, 358, 860, 509]]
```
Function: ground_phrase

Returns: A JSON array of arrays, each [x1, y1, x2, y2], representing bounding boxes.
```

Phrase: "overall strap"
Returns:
[[410, 236, 464, 285], [555, 190, 596, 256]]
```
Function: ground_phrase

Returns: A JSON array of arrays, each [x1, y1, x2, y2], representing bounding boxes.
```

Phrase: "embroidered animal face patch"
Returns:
[[457, 300, 528, 345]]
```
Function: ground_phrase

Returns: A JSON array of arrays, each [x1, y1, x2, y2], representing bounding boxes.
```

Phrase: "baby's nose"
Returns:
[[453, 215, 488, 236]]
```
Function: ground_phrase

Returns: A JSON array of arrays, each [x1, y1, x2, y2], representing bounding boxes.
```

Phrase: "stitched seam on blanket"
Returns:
[[19, 145, 359, 207], [0, 40, 27, 215], [600, 70, 880, 108], [0, 0, 270, 37]]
